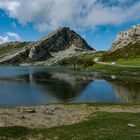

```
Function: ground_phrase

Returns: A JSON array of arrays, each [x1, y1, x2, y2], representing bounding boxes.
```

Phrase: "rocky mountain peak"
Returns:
[[110, 24, 140, 52], [29, 27, 94, 60], [41, 27, 68, 41]]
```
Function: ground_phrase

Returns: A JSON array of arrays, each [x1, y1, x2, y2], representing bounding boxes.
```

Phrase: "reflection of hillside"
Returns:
[[109, 81, 140, 103], [18, 72, 94, 101]]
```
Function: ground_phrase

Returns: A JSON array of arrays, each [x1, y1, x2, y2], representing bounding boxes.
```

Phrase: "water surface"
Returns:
[[0, 66, 139, 106]]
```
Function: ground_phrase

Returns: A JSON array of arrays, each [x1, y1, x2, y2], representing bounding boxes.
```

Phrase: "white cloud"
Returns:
[[6, 32, 21, 40], [0, 32, 21, 44], [0, 0, 140, 31], [0, 36, 9, 44]]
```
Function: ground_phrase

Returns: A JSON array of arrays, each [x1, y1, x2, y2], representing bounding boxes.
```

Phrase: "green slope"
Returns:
[[0, 42, 29, 59], [101, 43, 140, 62], [56, 51, 105, 68]]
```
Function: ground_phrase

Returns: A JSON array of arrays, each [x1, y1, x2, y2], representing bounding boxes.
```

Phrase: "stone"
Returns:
[[128, 124, 136, 127], [24, 109, 36, 113], [46, 109, 55, 115]]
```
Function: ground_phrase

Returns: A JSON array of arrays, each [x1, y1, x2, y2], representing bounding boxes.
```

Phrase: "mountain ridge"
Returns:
[[0, 27, 95, 66]]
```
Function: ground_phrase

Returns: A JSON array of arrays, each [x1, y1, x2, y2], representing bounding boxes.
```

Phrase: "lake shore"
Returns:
[[0, 103, 140, 128], [85, 64, 140, 76], [0, 103, 140, 139]]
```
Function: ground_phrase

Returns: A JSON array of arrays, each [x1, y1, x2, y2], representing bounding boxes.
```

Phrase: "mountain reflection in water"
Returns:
[[109, 81, 140, 103], [17, 72, 94, 101], [0, 67, 139, 106]]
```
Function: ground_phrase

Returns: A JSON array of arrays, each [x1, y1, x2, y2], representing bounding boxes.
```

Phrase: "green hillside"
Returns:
[[56, 54, 95, 68], [56, 51, 105, 68], [116, 58, 140, 66], [0, 42, 28, 59], [101, 43, 140, 62]]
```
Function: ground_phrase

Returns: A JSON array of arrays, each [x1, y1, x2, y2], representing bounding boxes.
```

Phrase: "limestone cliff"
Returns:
[[110, 24, 140, 52], [101, 24, 140, 61]]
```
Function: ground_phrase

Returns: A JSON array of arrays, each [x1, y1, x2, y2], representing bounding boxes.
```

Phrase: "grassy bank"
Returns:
[[116, 58, 140, 66], [87, 64, 140, 74]]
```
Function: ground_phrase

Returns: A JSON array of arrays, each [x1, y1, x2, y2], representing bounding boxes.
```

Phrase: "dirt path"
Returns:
[[0, 104, 140, 128]]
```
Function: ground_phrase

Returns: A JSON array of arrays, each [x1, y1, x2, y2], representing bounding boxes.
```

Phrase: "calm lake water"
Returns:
[[0, 66, 140, 106]]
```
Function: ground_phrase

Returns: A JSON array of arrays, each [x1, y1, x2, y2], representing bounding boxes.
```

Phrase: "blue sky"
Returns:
[[0, 0, 140, 51]]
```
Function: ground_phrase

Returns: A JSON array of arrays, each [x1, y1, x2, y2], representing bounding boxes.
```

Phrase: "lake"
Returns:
[[0, 66, 139, 106]]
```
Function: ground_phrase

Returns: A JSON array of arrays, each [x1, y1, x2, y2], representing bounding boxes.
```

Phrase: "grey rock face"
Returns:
[[0, 27, 94, 65], [110, 24, 140, 52], [28, 27, 94, 61]]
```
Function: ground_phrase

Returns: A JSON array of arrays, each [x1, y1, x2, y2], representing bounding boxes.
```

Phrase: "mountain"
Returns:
[[0, 27, 95, 66], [101, 24, 140, 61]]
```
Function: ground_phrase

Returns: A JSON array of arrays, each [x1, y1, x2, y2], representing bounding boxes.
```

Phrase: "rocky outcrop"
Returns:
[[0, 27, 95, 65], [101, 24, 140, 61], [110, 24, 140, 52]]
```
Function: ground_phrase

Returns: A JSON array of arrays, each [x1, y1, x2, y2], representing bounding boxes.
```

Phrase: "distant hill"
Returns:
[[101, 24, 140, 61], [0, 27, 95, 66]]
